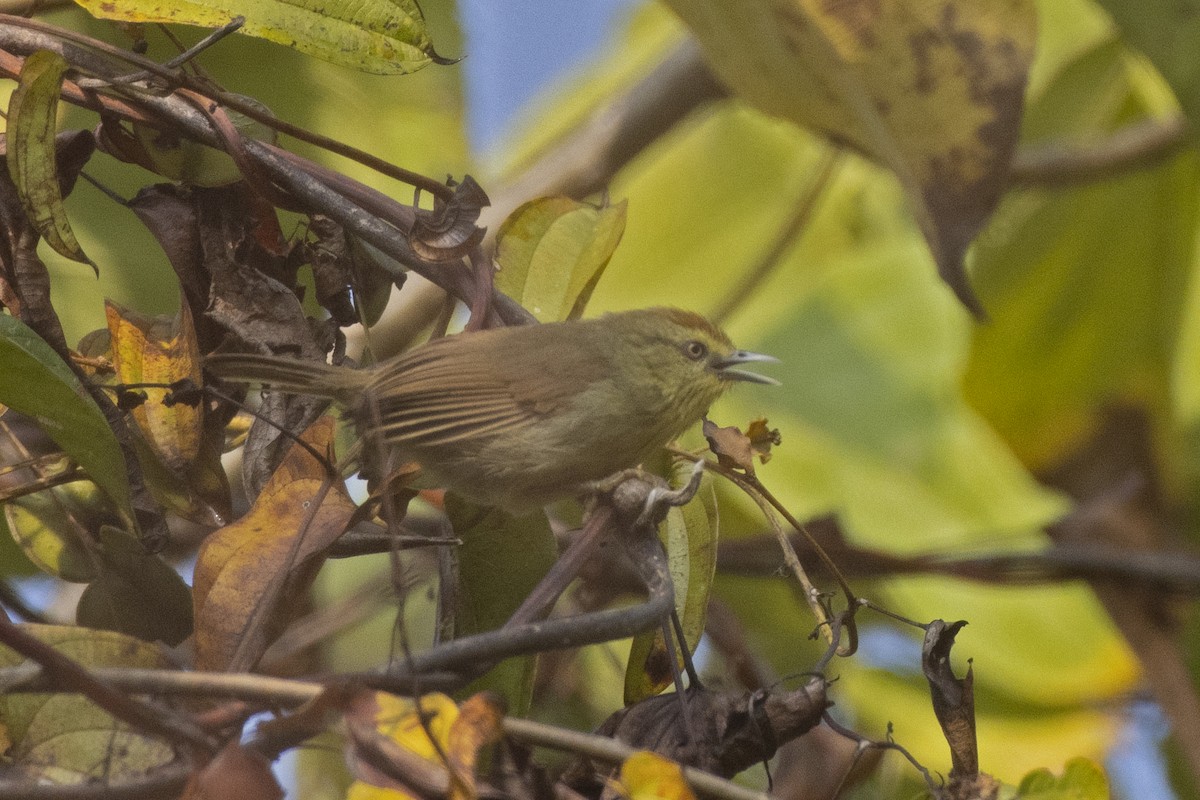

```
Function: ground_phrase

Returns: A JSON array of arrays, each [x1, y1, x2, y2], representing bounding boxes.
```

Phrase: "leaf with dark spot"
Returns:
[[664, 1, 1036, 315]]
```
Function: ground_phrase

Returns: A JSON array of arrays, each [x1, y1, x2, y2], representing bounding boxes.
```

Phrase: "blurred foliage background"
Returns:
[[5, 0, 1200, 797]]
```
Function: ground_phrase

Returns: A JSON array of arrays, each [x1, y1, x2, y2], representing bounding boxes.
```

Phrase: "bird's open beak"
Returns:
[[714, 350, 780, 385]]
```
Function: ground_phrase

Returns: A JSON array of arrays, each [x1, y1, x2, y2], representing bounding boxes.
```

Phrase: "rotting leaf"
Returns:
[[0, 624, 177, 786], [6, 51, 96, 272], [410, 176, 490, 263], [625, 457, 718, 704], [306, 214, 358, 327], [75, 0, 447, 74], [495, 196, 627, 323], [922, 619, 977, 778], [192, 416, 354, 671], [744, 418, 781, 465], [663, 0, 1036, 314]]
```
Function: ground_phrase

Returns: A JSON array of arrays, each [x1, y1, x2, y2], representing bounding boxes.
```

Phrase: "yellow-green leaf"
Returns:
[[105, 300, 203, 471], [0, 625, 176, 785], [6, 50, 95, 271], [625, 458, 718, 704], [619, 751, 696, 800], [74, 0, 441, 75], [495, 197, 627, 322], [662, 0, 1036, 313], [4, 481, 103, 583], [1018, 757, 1110, 800]]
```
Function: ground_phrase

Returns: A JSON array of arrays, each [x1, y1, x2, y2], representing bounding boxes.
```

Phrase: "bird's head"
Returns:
[[604, 308, 778, 421]]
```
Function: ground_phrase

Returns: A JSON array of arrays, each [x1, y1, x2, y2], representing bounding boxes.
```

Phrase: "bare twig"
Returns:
[[1009, 116, 1189, 187]]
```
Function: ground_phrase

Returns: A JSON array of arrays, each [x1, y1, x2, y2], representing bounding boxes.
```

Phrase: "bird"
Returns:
[[205, 307, 777, 510]]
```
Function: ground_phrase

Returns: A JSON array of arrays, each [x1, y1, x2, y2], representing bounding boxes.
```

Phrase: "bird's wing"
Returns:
[[366, 326, 607, 449]]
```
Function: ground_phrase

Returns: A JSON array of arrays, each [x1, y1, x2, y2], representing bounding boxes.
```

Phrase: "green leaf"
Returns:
[[6, 50, 94, 271], [76, 526, 193, 646], [625, 458, 717, 703], [1094, 0, 1200, 131], [495, 197, 627, 323], [660, 0, 1036, 313], [0, 314, 135, 530], [1018, 758, 1110, 799], [4, 481, 103, 582], [74, 0, 441, 74], [446, 495, 558, 714], [0, 624, 177, 785]]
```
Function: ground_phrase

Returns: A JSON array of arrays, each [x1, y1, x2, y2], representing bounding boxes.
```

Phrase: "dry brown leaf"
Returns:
[[192, 416, 354, 671], [702, 418, 756, 475], [182, 742, 282, 800], [744, 418, 781, 465]]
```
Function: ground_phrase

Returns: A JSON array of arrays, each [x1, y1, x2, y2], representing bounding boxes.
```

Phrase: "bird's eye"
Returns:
[[682, 340, 708, 361]]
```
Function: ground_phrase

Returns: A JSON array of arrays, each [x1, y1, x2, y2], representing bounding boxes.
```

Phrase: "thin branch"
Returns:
[[503, 717, 772, 800], [1009, 116, 1189, 187]]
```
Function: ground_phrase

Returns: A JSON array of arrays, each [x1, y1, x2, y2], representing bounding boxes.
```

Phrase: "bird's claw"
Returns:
[[635, 458, 705, 527]]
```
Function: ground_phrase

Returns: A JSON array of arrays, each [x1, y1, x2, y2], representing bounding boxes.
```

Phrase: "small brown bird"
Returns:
[[206, 308, 777, 509]]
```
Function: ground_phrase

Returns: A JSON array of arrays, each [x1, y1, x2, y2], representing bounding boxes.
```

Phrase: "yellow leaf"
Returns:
[[619, 752, 696, 800], [105, 299, 203, 471]]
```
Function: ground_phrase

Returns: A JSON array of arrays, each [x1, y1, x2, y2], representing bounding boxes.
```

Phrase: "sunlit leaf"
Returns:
[[0, 624, 176, 786], [0, 314, 134, 530], [495, 197, 627, 322], [74, 0, 442, 74], [6, 50, 95, 271], [104, 300, 203, 471], [193, 416, 354, 671], [345, 691, 503, 800], [618, 751, 696, 800]]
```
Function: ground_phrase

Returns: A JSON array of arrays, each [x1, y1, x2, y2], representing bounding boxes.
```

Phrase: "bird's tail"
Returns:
[[204, 353, 367, 402]]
